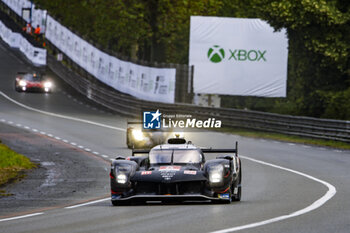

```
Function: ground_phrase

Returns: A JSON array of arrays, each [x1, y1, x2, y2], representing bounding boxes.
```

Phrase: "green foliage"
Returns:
[[0, 144, 34, 169], [34, 0, 222, 63], [151, 0, 223, 63], [322, 87, 350, 119], [0, 143, 35, 186]]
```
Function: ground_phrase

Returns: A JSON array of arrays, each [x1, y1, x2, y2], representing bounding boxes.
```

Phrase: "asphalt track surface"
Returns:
[[0, 40, 349, 233]]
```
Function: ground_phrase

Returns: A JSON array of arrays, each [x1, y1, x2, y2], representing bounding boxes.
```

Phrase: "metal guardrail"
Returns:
[[47, 54, 350, 143]]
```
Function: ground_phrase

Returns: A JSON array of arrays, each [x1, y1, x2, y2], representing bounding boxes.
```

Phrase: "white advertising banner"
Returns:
[[0, 20, 46, 66], [189, 16, 288, 97], [45, 15, 176, 103]]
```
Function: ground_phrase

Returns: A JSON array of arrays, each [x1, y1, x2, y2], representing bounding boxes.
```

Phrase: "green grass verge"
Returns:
[[216, 128, 350, 150], [0, 141, 35, 191]]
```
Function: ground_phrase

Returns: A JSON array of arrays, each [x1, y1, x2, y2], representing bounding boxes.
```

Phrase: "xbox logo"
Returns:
[[207, 45, 225, 63]]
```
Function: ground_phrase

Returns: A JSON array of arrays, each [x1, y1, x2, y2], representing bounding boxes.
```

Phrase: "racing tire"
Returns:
[[232, 184, 241, 202], [111, 200, 130, 206], [111, 200, 118, 206], [232, 166, 242, 202]]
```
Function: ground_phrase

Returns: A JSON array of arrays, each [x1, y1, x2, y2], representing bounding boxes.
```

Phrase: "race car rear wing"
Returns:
[[127, 121, 142, 130], [201, 142, 238, 157]]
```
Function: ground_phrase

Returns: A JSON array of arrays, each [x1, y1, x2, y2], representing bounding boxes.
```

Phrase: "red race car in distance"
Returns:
[[15, 72, 53, 93]]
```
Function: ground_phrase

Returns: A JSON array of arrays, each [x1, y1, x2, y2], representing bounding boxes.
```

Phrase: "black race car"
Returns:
[[15, 72, 53, 93], [110, 137, 242, 205]]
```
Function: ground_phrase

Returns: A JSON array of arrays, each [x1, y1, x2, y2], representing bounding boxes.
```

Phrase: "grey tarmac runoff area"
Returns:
[[0, 39, 349, 233]]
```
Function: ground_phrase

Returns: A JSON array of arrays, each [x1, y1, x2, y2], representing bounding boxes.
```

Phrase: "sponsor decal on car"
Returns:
[[184, 170, 197, 175], [218, 193, 230, 200], [160, 171, 176, 180], [141, 171, 152, 175], [159, 166, 181, 171]]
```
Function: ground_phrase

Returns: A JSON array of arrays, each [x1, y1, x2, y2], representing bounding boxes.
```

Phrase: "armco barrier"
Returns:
[[47, 54, 350, 143]]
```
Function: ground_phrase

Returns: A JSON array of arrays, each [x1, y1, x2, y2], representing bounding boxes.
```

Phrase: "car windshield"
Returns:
[[149, 149, 201, 165], [23, 74, 43, 82]]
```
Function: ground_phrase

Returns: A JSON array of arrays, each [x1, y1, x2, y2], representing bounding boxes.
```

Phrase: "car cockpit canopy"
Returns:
[[149, 149, 202, 165]]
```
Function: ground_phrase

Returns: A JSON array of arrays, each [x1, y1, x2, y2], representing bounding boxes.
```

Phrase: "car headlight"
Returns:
[[174, 132, 184, 138], [114, 163, 132, 184], [208, 165, 224, 183], [132, 129, 144, 141], [19, 80, 27, 87], [44, 81, 52, 88], [116, 174, 127, 184]]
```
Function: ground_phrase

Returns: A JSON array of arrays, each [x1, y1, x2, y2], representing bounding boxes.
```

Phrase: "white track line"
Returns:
[[0, 91, 126, 132], [64, 198, 110, 209], [0, 213, 44, 222], [209, 155, 337, 233]]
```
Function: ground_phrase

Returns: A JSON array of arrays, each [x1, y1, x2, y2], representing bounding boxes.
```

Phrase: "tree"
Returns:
[[220, 0, 350, 119]]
